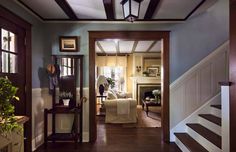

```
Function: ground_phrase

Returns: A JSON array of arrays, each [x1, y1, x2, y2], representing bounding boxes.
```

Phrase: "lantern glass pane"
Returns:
[[131, 0, 139, 17], [124, 1, 130, 18]]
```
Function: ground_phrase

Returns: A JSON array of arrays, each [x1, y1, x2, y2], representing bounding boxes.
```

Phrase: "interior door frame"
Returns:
[[89, 31, 170, 142], [0, 6, 32, 152]]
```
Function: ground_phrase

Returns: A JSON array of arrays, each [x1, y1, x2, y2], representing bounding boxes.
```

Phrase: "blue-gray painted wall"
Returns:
[[0, 0, 47, 88], [170, 0, 229, 82], [0, 0, 229, 88]]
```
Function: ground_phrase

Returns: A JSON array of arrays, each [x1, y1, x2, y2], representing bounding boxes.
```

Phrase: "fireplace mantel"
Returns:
[[131, 76, 161, 83], [131, 76, 161, 102]]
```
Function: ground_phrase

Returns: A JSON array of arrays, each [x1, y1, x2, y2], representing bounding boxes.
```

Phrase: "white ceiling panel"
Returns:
[[99, 41, 117, 54], [135, 41, 154, 52], [138, 0, 151, 19], [114, 0, 123, 19], [149, 41, 162, 52], [67, 0, 107, 19], [20, 0, 69, 19], [153, 0, 202, 19], [119, 41, 135, 53]]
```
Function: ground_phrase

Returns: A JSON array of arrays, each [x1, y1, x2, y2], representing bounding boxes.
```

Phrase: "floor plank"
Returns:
[[36, 107, 180, 152]]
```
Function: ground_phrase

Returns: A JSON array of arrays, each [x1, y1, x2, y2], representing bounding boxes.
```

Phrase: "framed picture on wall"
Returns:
[[147, 67, 159, 77], [59, 36, 79, 52]]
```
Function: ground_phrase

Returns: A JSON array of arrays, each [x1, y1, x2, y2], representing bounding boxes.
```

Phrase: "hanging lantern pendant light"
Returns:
[[121, 0, 143, 22]]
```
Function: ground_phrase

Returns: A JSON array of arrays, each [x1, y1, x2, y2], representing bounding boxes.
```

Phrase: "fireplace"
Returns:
[[136, 83, 161, 105]]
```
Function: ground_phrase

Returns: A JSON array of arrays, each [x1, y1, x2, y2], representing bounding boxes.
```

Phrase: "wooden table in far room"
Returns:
[[96, 95, 107, 116], [142, 99, 161, 116]]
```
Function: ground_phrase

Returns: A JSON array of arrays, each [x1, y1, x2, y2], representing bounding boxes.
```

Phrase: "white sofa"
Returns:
[[104, 99, 137, 123]]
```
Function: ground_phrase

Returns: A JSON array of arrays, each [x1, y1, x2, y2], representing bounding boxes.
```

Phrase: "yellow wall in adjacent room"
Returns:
[[127, 54, 133, 93]]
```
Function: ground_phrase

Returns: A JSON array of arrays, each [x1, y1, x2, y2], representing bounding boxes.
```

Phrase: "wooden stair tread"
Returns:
[[211, 105, 221, 109], [186, 123, 221, 149], [199, 114, 221, 126], [174, 133, 208, 152]]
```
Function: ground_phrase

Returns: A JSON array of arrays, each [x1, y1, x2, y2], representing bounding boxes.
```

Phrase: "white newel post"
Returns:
[[220, 82, 231, 152]]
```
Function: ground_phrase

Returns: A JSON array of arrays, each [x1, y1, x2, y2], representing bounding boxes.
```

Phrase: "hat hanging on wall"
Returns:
[[46, 64, 56, 75]]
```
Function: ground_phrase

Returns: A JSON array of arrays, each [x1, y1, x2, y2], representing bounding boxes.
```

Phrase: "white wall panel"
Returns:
[[170, 41, 228, 129]]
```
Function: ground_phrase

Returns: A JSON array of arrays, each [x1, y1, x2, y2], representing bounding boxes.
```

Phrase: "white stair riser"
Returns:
[[211, 107, 221, 118], [175, 137, 191, 152], [198, 117, 221, 136], [187, 127, 222, 152]]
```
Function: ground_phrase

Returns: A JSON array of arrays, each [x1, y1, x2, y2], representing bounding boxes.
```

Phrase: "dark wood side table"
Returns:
[[96, 95, 107, 116], [142, 99, 161, 116]]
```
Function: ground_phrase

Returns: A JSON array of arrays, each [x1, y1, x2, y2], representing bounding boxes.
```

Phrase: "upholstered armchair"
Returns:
[[104, 99, 137, 124]]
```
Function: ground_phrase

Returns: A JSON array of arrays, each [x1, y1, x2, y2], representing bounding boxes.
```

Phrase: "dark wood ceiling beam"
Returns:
[[103, 0, 114, 20], [97, 53, 129, 56], [55, 0, 78, 20], [132, 41, 138, 53], [144, 0, 161, 20], [147, 41, 158, 52], [97, 41, 106, 53]]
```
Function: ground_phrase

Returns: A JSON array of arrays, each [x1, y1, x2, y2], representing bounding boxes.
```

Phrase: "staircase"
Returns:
[[174, 103, 222, 152]]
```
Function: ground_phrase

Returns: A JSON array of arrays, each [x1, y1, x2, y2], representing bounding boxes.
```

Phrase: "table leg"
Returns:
[[146, 105, 149, 116]]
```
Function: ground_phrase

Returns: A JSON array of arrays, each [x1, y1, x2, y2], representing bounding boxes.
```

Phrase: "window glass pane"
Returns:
[[68, 67, 71, 75], [62, 66, 66, 76], [10, 53, 17, 73], [2, 52, 9, 73], [1, 29, 9, 51], [68, 58, 71, 67], [9, 32, 16, 52], [101, 66, 125, 91]]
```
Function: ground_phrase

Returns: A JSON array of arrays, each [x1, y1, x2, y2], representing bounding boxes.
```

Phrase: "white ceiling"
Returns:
[[19, 0, 69, 19], [154, 0, 202, 19], [16, 0, 217, 21], [96, 40, 162, 54], [67, 0, 107, 19]]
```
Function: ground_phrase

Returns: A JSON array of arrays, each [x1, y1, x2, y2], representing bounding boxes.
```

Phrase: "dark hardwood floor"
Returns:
[[36, 116, 180, 152]]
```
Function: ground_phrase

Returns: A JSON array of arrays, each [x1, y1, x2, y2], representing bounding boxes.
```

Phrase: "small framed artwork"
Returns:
[[59, 36, 79, 52], [147, 67, 159, 77]]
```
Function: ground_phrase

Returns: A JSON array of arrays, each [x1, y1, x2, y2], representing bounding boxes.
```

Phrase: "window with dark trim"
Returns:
[[0, 28, 17, 73], [60, 57, 75, 76]]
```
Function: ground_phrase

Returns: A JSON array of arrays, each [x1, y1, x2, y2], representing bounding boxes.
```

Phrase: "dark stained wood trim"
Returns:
[[184, 0, 206, 20], [0, 5, 32, 152], [42, 18, 186, 22], [103, 0, 114, 20], [15, 0, 206, 22], [230, 1, 236, 151], [219, 81, 232, 86], [55, 0, 78, 20], [144, 0, 160, 19], [96, 53, 129, 56], [89, 31, 170, 142]]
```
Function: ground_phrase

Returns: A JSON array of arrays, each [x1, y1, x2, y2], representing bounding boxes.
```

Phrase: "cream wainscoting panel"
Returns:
[[32, 88, 89, 151], [170, 41, 229, 131]]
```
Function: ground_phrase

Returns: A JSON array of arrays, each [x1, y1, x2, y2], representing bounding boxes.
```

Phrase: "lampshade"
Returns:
[[97, 75, 108, 88], [121, 0, 143, 22]]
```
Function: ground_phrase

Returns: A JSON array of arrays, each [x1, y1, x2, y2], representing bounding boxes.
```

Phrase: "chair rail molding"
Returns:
[[170, 41, 229, 140]]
